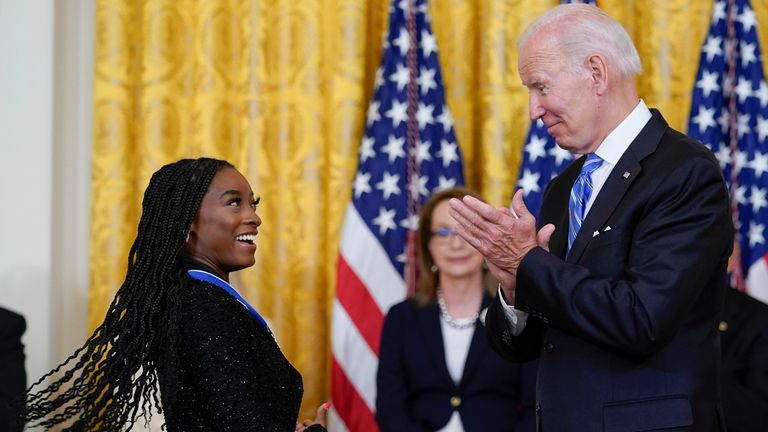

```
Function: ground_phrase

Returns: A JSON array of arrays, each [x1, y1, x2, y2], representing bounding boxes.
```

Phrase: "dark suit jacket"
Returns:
[[377, 294, 536, 432], [0, 307, 26, 432], [486, 110, 733, 432], [719, 288, 768, 432]]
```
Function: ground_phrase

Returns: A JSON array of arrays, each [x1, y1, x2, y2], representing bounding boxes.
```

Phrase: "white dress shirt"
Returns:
[[500, 100, 653, 333]]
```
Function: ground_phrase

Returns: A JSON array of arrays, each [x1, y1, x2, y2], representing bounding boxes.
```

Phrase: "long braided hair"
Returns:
[[24, 158, 233, 431]]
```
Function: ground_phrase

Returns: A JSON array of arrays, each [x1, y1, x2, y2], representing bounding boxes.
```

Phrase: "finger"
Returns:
[[510, 189, 533, 221], [537, 223, 556, 252], [461, 195, 510, 225]]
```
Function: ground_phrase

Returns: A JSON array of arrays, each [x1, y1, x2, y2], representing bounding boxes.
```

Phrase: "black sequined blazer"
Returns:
[[158, 275, 325, 431]]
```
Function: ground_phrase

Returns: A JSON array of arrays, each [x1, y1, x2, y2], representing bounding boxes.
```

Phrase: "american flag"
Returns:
[[686, 0, 768, 303], [330, 0, 465, 430], [515, 0, 595, 217]]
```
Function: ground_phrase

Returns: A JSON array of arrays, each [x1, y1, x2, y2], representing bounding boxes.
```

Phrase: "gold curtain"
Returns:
[[91, 0, 768, 418]]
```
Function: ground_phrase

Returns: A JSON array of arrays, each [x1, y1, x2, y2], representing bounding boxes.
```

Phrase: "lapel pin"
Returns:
[[604, 226, 612, 232], [623, 171, 631, 179], [593, 230, 600, 237]]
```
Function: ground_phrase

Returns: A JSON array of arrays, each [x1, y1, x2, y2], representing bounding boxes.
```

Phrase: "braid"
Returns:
[[24, 158, 233, 431]]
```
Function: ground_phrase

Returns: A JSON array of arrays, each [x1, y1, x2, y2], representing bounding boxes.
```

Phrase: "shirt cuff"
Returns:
[[497, 284, 528, 336]]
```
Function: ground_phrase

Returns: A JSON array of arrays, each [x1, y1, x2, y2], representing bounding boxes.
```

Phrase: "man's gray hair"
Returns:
[[519, 4, 642, 80]]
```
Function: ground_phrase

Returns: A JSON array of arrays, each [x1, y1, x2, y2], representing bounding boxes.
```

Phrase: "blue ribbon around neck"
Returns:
[[187, 269, 269, 331]]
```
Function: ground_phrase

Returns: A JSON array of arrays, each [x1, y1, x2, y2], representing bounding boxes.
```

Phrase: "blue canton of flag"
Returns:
[[687, 0, 768, 302], [515, 0, 596, 217], [352, 0, 465, 273]]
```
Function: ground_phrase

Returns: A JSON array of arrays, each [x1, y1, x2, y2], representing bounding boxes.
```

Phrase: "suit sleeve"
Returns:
[[484, 295, 544, 362], [375, 305, 429, 432], [516, 154, 732, 357]]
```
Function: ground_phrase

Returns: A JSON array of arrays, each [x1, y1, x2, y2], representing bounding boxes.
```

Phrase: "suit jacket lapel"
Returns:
[[566, 110, 667, 263], [417, 301, 454, 386]]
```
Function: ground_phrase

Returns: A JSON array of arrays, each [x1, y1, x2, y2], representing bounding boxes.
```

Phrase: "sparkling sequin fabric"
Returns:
[[158, 277, 324, 431]]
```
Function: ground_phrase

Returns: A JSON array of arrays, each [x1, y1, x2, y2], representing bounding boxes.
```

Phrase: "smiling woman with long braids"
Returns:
[[23, 158, 327, 431]]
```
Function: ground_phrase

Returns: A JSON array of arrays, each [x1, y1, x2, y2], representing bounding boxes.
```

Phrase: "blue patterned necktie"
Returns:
[[568, 153, 603, 252]]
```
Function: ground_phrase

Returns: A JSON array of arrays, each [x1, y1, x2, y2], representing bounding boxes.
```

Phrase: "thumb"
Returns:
[[510, 189, 533, 221], [537, 224, 556, 252], [314, 402, 331, 425]]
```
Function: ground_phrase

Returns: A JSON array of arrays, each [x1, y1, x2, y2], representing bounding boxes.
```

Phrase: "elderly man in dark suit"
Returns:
[[448, 4, 732, 432], [0, 306, 26, 432]]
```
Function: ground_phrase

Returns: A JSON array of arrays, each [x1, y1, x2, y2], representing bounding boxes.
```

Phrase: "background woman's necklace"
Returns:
[[437, 289, 479, 329]]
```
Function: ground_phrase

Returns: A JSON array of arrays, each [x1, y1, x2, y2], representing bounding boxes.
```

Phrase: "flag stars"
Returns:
[[751, 152, 768, 177], [737, 113, 751, 139], [739, 42, 757, 68], [416, 102, 435, 129], [756, 81, 768, 107], [437, 107, 453, 133], [735, 185, 748, 206], [750, 186, 767, 213], [437, 139, 459, 167], [360, 136, 376, 162], [353, 172, 372, 198], [757, 116, 768, 143], [714, 145, 731, 170], [421, 30, 437, 57], [376, 171, 401, 200], [702, 35, 723, 62], [413, 140, 433, 164], [548, 144, 572, 166], [526, 135, 548, 161], [435, 175, 458, 191], [518, 170, 542, 196], [737, 5, 757, 33], [408, 173, 429, 199], [390, 64, 410, 91], [382, 134, 405, 163], [393, 28, 410, 56], [386, 99, 408, 127], [735, 78, 753, 103], [399, 214, 419, 231], [748, 221, 765, 247], [712, 1, 726, 24], [735, 149, 749, 174], [696, 70, 720, 97], [418, 67, 437, 95], [367, 101, 381, 126], [718, 107, 730, 133], [692, 106, 717, 133], [372, 206, 398, 235]]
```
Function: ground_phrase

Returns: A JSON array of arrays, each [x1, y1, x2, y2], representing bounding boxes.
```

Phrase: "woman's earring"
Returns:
[[185, 231, 191, 243], [430, 265, 438, 273], [482, 260, 488, 270]]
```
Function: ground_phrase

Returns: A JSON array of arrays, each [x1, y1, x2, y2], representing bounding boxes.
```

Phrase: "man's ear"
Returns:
[[586, 53, 609, 94]]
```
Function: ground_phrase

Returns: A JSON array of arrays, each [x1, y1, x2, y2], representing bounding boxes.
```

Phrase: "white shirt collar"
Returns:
[[594, 99, 652, 166]]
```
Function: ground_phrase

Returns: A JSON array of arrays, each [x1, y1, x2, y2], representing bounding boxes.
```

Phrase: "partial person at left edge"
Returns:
[[20, 158, 327, 431], [0, 306, 25, 432]]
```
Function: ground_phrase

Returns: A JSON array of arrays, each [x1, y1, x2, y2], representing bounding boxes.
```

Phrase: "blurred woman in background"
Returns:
[[376, 186, 535, 432]]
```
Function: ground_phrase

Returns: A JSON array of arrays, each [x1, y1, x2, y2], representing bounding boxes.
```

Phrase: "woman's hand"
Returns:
[[295, 402, 331, 431]]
